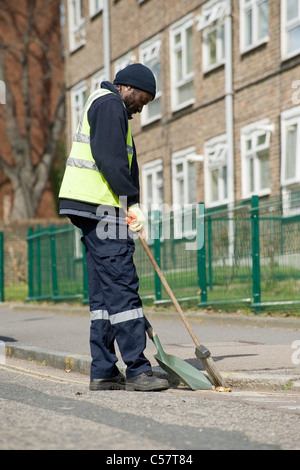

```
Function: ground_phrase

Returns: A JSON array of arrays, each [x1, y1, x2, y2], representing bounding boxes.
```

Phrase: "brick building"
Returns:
[[63, 0, 300, 220]]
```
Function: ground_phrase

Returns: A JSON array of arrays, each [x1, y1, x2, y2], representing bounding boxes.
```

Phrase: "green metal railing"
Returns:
[[27, 224, 88, 303], [25, 194, 300, 313]]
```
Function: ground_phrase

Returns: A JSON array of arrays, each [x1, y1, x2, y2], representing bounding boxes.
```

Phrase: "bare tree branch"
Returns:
[[0, 0, 65, 220]]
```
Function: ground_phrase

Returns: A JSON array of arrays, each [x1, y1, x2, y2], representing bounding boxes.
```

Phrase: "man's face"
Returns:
[[121, 86, 153, 115]]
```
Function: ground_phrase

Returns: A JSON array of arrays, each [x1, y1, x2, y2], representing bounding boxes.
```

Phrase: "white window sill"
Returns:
[[205, 198, 230, 209], [90, 9, 103, 19], [240, 37, 269, 56], [281, 49, 300, 62], [172, 97, 195, 113], [203, 61, 225, 75], [69, 41, 86, 54], [141, 113, 162, 127], [242, 188, 271, 200]]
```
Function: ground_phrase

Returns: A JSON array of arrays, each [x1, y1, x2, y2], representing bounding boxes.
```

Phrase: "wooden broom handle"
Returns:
[[138, 233, 200, 347]]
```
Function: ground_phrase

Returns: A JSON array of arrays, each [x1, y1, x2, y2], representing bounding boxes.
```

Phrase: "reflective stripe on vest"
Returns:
[[59, 88, 133, 207]]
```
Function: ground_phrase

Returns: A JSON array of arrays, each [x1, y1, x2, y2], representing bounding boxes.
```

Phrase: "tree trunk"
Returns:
[[0, 0, 65, 221], [11, 184, 36, 220]]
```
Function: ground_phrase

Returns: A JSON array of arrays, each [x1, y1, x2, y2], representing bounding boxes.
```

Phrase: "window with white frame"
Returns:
[[114, 52, 136, 76], [204, 135, 229, 206], [140, 36, 162, 125], [170, 15, 194, 111], [172, 148, 197, 207], [282, 187, 300, 216], [240, 0, 269, 52], [68, 0, 86, 52], [197, 0, 226, 71], [142, 159, 164, 213], [91, 69, 106, 93], [89, 0, 103, 17], [172, 148, 197, 238], [281, 0, 300, 59], [241, 120, 272, 198], [281, 106, 300, 188], [70, 81, 87, 135]]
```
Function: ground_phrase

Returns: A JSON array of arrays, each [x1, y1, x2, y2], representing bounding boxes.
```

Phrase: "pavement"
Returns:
[[1, 302, 300, 391]]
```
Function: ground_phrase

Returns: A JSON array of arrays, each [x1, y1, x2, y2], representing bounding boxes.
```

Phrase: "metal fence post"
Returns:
[[36, 225, 42, 298], [251, 196, 261, 311], [50, 226, 58, 300], [27, 227, 33, 301], [0, 232, 4, 302], [207, 215, 213, 291], [197, 203, 207, 303], [153, 210, 161, 301]]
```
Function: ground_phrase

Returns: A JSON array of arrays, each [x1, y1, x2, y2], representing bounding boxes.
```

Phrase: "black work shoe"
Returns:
[[126, 371, 169, 392], [89, 372, 126, 391]]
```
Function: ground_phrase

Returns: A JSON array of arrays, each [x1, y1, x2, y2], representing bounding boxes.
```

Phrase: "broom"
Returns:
[[138, 233, 228, 388]]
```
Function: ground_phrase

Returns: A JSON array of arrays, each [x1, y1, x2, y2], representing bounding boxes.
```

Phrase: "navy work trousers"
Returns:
[[72, 215, 151, 380]]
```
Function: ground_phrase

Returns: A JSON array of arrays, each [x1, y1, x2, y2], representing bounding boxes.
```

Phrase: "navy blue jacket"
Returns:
[[59, 81, 140, 218]]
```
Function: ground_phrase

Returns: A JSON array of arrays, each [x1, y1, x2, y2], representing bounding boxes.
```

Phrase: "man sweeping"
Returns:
[[59, 63, 169, 392]]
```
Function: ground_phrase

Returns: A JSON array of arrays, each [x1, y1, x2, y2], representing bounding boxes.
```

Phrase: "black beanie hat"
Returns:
[[113, 63, 156, 100]]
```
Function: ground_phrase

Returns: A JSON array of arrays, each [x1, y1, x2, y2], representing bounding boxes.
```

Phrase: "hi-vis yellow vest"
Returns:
[[59, 88, 134, 207]]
